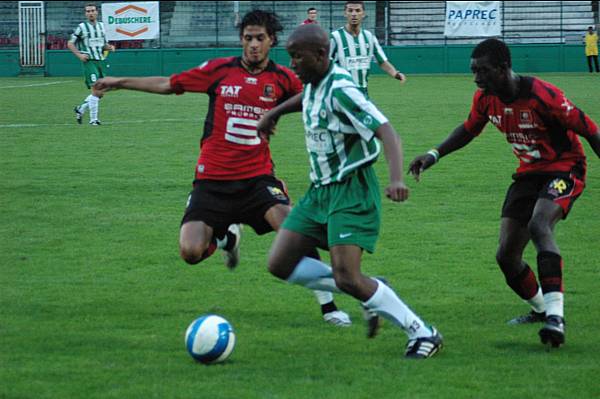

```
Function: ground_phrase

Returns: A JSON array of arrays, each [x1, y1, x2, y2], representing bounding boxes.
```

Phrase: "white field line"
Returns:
[[0, 81, 75, 89], [0, 119, 197, 129]]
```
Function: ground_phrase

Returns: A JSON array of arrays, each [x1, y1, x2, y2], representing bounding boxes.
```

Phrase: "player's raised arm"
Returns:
[[256, 92, 303, 139], [374, 123, 408, 202], [408, 123, 475, 181], [584, 132, 600, 158], [93, 77, 174, 94]]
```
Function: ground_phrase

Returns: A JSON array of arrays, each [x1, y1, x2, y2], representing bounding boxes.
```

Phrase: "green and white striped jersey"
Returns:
[[329, 27, 388, 89], [302, 64, 388, 186], [69, 21, 108, 61]]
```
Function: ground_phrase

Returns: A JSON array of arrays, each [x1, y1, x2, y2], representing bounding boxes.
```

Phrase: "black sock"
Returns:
[[537, 251, 563, 294], [221, 231, 237, 251], [321, 302, 338, 314]]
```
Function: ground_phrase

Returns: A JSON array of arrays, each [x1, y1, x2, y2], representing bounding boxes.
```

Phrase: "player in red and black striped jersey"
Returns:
[[94, 10, 351, 327], [169, 56, 302, 181], [409, 38, 600, 348]]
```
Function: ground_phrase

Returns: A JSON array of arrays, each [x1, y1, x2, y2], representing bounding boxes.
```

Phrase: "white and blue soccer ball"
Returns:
[[185, 314, 236, 364]]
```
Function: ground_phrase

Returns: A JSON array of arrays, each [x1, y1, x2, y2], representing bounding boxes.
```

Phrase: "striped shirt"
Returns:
[[329, 27, 388, 89], [302, 63, 388, 186], [69, 21, 108, 61]]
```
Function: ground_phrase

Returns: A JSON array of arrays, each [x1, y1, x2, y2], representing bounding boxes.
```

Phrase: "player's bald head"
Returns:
[[286, 24, 329, 55]]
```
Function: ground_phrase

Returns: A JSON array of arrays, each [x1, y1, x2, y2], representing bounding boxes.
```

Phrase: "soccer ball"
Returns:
[[185, 314, 236, 364]]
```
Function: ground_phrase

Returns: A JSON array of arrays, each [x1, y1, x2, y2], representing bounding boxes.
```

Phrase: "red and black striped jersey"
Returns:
[[463, 76, 598, 177], [170, 56, 303, 180]]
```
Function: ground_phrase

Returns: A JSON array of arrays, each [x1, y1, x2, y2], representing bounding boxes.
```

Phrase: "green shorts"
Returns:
[[282, 165, 381, 253], [82, 59, 109, 89]]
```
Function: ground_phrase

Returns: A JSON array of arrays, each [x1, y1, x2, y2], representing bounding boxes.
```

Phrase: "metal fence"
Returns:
[[0, 1, 598, 49]]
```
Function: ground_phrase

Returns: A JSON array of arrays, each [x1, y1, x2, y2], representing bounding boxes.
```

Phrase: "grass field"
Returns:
[[1, 72, 599, 399]]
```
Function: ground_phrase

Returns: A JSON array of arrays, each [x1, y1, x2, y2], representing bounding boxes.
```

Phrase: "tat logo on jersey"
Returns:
[[220, 85, 242, 98]]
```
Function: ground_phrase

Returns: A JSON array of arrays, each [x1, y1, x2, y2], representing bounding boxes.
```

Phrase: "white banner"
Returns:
[[102, 2, 160, 41], [444, 1, 501, 37]]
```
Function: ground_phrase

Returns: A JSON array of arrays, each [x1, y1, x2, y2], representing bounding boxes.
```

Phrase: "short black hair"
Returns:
[[345, 1, 364, 9], [239, 10, 283, 46], [471, 38, 512, 68], [307, 7, 317, 13]]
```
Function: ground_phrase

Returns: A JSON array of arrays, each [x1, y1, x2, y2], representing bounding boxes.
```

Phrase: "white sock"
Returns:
[[363, 279, 431, 339], [543, 291, 564, 318], [88, 95, 100, 122], [526, 288, 546, 313], [314, 290, 334, 305], [287, 257, 340, 293], [79, 94, 93, 113]]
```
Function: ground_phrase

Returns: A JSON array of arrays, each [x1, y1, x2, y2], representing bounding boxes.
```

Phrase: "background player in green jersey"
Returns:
[[67, 3, 115, 126], [257, 24, 442, 359], [330, 1, 405, 94]]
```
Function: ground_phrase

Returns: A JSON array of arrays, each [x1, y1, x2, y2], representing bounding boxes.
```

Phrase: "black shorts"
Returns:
[[501, 172, 585, 225], [181, 175, 290, 238]]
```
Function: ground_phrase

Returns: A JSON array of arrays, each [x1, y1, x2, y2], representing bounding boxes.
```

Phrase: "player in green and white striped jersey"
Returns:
[[257, 24, 443, 359], [330, 1, 405, 94], [67, 3, 115, 126]]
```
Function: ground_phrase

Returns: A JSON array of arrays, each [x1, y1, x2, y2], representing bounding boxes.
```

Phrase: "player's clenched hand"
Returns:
[[256, 113, 278, 142], [93, 77, 119, 91], [408, 153, 436, 182], [385, 181, 409, 202]]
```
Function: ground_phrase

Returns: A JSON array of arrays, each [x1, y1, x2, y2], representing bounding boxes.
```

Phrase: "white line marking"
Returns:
[[0, 119, 197, 129], [0, 81, 74, 89]]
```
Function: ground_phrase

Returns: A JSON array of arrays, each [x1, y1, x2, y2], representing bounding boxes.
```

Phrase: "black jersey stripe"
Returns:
[[201, 76, 227, 144]]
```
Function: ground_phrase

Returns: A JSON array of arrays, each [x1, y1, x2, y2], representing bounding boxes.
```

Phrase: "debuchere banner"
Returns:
[[444, 1, 502, 37], [102, 2, 160, 41]]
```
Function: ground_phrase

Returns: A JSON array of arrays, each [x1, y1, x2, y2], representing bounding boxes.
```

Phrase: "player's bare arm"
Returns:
[[256, 93, 303, 139], [379, 61, 406, 82], [94, 77, 174, 94], [67, 41, 89, 62], [585, 132, 600, 158], [408, 123, 475, 181], [375, 123, 408, 202]]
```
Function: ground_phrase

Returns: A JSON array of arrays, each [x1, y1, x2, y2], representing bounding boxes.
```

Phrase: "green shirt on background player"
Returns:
[[67, 3, 115, 125], [330, 1, 405, 95]]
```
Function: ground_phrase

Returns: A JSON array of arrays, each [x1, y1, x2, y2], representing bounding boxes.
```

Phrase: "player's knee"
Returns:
[[179, 241, 209, 265], [332, 268, 358, 295], [267, 254, 288, 280]]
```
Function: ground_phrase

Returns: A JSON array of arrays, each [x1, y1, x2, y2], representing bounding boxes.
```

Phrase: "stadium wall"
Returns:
[[0, 45, 589, 77]]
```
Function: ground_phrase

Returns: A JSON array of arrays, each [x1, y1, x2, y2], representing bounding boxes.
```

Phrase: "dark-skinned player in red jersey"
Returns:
[[409, 38, 600, 348], [94, 10, 351, 327]]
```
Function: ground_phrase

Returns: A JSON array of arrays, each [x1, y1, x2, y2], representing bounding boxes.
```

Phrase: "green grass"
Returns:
[[1, 73, 599, 399]]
